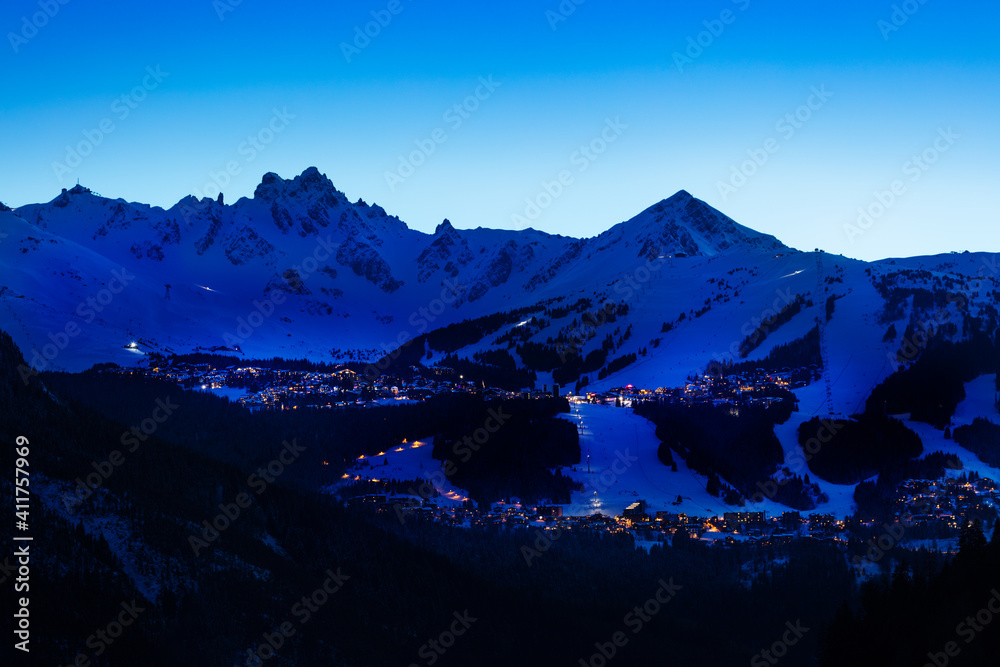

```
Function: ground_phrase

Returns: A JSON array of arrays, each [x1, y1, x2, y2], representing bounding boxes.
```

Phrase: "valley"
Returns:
[[4, 172, 1000, 666]]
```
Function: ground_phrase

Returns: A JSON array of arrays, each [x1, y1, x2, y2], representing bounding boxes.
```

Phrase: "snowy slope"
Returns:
[[899, 373, 1000, 481], [3, 167, 997, 425], [8, 170, 1000, 521], [561, 373, 1000, 520], [557, 402, 761, 518], [334, 437, 473, 506], [2, 169, 799, 372]]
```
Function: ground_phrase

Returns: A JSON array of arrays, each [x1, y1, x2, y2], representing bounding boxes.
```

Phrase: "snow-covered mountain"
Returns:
[[2, 167, 998, 417]]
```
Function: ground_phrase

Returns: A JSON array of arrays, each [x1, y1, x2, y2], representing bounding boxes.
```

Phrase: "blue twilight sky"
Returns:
[[1, 0, 997, 261]]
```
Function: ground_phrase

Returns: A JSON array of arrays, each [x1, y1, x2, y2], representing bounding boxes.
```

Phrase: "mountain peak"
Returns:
[[612, 190, 788, 258], [253, 167, 343, 203], [435, 218, 456, 235], [663, 189, 694, 203]]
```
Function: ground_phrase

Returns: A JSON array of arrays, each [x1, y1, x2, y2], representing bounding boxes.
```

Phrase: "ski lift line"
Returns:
[[808, 331, 871, 415], [806, 350, 856, 418], [849, 355, 890, 417]]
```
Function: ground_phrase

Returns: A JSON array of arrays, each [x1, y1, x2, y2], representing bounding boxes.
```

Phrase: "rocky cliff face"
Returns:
[[416, 219, 474, 282], [597, 190, 787, 261], [336, 237, 404, 294]]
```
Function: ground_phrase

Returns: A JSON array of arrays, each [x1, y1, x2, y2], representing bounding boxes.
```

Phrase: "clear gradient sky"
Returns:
[[2, 0, 997, 261]]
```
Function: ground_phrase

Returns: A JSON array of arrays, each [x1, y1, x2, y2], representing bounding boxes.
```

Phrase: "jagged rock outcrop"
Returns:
[[336, 237, 403, 293], [224, 226, 277, 266], [416, 219, 473, 282]]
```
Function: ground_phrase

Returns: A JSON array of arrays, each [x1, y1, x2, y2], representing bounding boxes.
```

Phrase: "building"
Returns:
[[536, 505, 563, 519], [809, 514, 837, 533], [334, 367, 358, 380], [723, 511, 765, 527], [781, 512, 802, 530], [345, 494, 387, 509], [624, 500, 648, 521]]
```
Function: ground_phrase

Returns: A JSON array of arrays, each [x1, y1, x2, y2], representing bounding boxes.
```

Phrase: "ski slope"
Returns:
[[556, 402, 795, 518], [336, 437, 472, 506], [899, 373, 1000, 481], [558, 374, 1000, 521]]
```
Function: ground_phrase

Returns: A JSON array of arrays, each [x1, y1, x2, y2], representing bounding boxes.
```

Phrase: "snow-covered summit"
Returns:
[[253, 166, 344, 204], [598, 189, 789, 260]]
